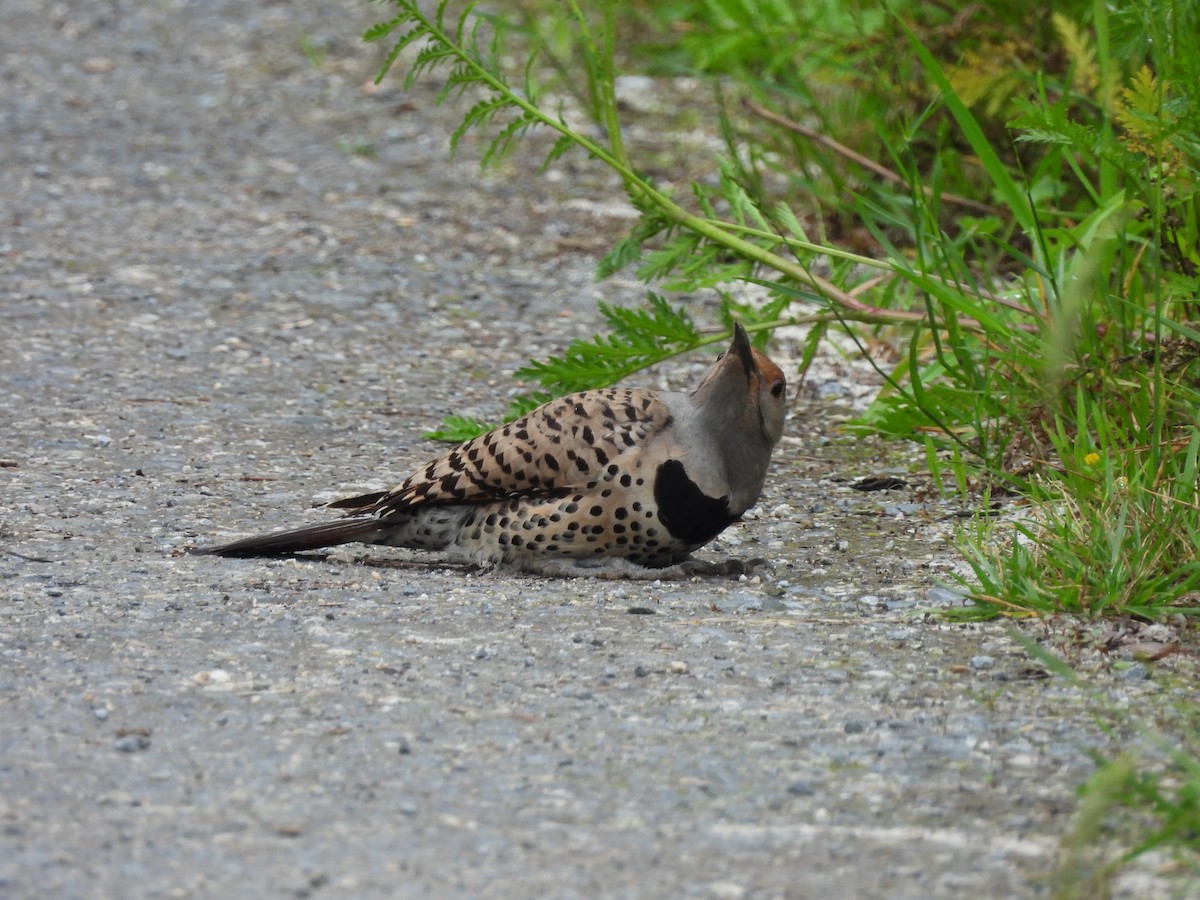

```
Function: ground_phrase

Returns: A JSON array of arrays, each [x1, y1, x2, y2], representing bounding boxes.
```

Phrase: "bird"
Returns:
[[195, 322, 787, 578]]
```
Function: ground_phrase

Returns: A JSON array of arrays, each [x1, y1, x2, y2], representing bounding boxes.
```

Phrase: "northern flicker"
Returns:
[[196, 322, 787, 577]]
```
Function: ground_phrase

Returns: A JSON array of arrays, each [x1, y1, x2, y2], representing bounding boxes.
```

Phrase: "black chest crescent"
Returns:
[[653, 459, 736, 546]]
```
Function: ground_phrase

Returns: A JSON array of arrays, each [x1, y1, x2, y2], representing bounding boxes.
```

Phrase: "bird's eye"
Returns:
[[716, 351, 726, 361], [770, 380, 785, 398]]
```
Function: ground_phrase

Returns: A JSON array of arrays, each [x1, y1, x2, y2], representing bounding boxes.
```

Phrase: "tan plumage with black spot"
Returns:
[[197, 323, 787, 578]]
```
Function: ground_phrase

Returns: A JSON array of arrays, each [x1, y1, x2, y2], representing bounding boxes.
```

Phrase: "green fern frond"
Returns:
[[367, 24, 427, 81], [769, 201, 809, 243], [636, 231, 701, 282], [363, 16, 408, 45], [422, 414, 497, 442], [503, 391, 554, 421], [514, 295, 699, 394], [718, 291, 791, 346], [450, 97, 509, 153], [482, 111, 538, 166], [539, 132, 576, 172], [596, 213, 670, 279], [1051, 12, 1099, 94], [1122, 66, 1162, 118], [1113, 66, 1185, 167]]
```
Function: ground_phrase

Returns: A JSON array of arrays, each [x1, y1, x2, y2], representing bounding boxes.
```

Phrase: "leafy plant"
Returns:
[[365, 0, 1200, 624], [1015, 636, 1200, 895], [360, 4, 1200, 878], [364, 0, 1040, 452]]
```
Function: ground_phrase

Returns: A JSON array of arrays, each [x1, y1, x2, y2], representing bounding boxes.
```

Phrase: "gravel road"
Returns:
[[1, 1, 1189, 897]]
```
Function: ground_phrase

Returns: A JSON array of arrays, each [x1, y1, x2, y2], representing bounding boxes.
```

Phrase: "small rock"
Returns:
[[969, 655, 995, 670], [714, 592, 761, 613], [115, 733, 150, 753], [843, 719, 867, 734], [634, 664, 650, 678], [1121, 663, 1151, 681], [708, 882, 746, 899], [926, 586, 968, 605]]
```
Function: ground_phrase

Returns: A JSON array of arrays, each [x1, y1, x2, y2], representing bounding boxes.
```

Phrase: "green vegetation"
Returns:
[[1021, 636, 1200, 895], [361, 3, 1199, 884], [364, 0, 1200, 621]]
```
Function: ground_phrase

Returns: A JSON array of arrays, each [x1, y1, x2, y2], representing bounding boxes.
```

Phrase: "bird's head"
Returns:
[[693, 321, 787, 448]]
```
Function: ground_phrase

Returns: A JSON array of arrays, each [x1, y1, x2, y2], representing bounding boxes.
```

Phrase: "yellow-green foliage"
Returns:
[[947, 12, 1111, 118], [1115, 66, 1186, 172]]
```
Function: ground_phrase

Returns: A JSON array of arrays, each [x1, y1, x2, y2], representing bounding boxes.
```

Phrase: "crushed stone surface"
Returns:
[[1, 2, 1190, 897]]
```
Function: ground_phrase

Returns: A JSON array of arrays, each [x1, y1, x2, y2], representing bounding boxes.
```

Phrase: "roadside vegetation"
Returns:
[[364, 0, 1198, 889]]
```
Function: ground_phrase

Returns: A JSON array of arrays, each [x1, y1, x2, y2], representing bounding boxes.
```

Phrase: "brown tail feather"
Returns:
[[192, 518, 383, 557], [326, 490, 389, 512]]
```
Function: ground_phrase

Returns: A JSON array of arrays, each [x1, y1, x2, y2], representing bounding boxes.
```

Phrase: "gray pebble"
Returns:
[[926, 586, 968, 605], [880, 503, 904, 516], [787, 780, 816, 796], [1122, 663, 1151, 681], [969, 655, 995, 670], [115, 734, 150, 753], [715, 592, 762, 613]]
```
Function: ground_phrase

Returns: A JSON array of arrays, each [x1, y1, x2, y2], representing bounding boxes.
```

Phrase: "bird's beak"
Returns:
[[691, 321, 759, 401], [727, 321, 757, 377]]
